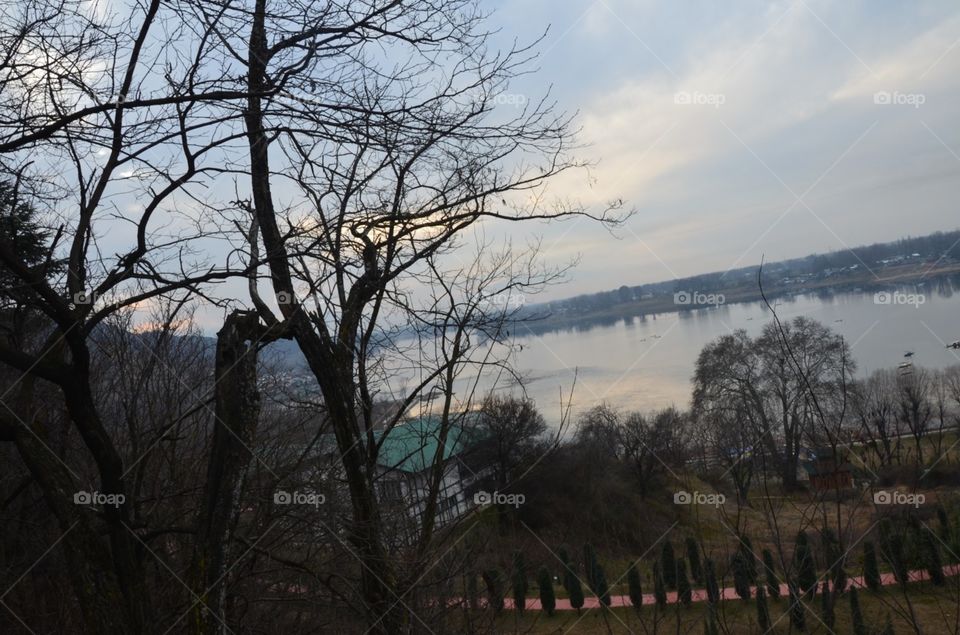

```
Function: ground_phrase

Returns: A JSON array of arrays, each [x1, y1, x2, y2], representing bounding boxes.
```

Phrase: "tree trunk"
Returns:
[[190, 310, 262, 634]]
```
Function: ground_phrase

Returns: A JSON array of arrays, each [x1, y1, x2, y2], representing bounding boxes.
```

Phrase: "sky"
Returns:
[[477, 0, 960, 301]]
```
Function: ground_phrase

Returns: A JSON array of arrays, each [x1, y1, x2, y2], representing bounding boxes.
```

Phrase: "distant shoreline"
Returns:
[[521, 262, 960, 335]]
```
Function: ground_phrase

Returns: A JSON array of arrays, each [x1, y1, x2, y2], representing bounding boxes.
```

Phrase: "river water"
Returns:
[[475, 277, 960, 422]]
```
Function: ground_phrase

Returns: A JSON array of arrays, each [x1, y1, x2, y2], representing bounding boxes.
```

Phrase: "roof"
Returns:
[[376, 417, 467, 474]]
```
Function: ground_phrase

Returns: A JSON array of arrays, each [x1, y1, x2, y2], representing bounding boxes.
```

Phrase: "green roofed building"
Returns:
[[374, 416, 489, 533]]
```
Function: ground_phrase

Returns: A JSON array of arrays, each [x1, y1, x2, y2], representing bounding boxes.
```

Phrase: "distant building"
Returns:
[[376, 417, 486, 532], [802, 447, 856, 492]]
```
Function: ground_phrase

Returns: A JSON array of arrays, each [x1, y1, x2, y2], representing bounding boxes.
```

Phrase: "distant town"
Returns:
[[524, 229, 960, 332]]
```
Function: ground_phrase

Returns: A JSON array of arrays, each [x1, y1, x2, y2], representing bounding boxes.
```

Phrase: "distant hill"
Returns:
[[520, 228, 960, 331]]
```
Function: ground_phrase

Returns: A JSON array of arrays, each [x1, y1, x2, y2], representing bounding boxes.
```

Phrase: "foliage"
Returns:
[[762, 548, 780, 598], [704, 558, 720, 606], [536, 567, 555, 616], [686, 536, 703, 584], [482, 569, 504, 614], [731, 551, 752, 602], [676, 558, 692, 606], [820, 581, 834, 630], [661, 541, 677, 589], [756, 587, 771, 632], [512, 551, 528, 613], [627, 562, 643, 612], [653, 561, 668, 609], [863, 541, 882, 592], [793, 531, 817, 594]]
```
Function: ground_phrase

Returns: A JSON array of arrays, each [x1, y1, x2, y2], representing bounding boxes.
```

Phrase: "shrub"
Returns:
[[627, 562, 643, 612], [512, 551, 528, 613], [739, 535, 757, 584], [686, 536, 703, 583], [762, 548, 780, 598], [704, 558, 720, 605], [756, 587, 771, 631], [732, 551, 751, 602], [537, 567, 555, 616], [482, 569, 504, 614], [922, 528, 945, 586], [661, 541, 677, 589], [788, 582, 805, 631], [863, 541, 881, 592], [793, 531, 817, 594], [677, 558, 692, 606], [820, 581, 834, 630], [653, 561, 667, 609]]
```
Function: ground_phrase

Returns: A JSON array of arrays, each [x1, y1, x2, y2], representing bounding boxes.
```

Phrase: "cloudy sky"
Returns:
[[479, 0, 960, 300]]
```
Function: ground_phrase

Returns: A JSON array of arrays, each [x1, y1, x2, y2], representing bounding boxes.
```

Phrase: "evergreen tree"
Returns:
[[820, 581, 834, 630], [704, 558, 720, 605], [627, 562, 643, 612], [558, 547, 573, 595], [661, 541, 677, 589], [905, 514, 924, 570], [823, 528, 847, 593], [756, 586, 771, 631], [882, 531, 909, 588], [537, 567, 556, 616], [0, 181, 60, 304], [595, 563, 611, 607], [788, 582, 806, 632], [922, 528, 945, 586], [762, 548, 780, 598], [740, 535, 757, 584], [583, 543, 599, 592], [567, 570, 584, 614], [676, 558, 692, 606], [653, 561, 667, 609], [937, 505, 951, 542], [466, 572, 479, 610], [482, 569, 504, 614], [512, 551, 528, 613], [686, 536, 703, 583], [732, 550, 752, 602], [863, 541, 881, 592], [849, 585, 867, 635], [793, 531, 817, 594]]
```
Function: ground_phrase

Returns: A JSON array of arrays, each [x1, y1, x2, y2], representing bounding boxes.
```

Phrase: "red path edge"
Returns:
[[459, 563, 960, 611]]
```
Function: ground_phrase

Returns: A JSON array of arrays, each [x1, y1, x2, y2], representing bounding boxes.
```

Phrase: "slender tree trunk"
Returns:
[[242, 4, 400, 630], [190, 310, 262, 633]]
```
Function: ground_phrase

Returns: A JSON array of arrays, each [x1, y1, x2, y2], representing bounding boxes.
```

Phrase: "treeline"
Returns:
[[537, 229, 960, 317]]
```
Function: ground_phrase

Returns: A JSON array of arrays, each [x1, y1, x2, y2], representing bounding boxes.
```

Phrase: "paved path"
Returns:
[[496, 563, 960, 611]]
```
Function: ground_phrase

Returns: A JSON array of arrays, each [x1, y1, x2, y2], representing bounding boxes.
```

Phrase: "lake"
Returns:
[[472, 276, 960, 423]]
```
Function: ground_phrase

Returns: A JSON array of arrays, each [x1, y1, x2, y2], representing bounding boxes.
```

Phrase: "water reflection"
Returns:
[[478, 274, 960, 423]]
